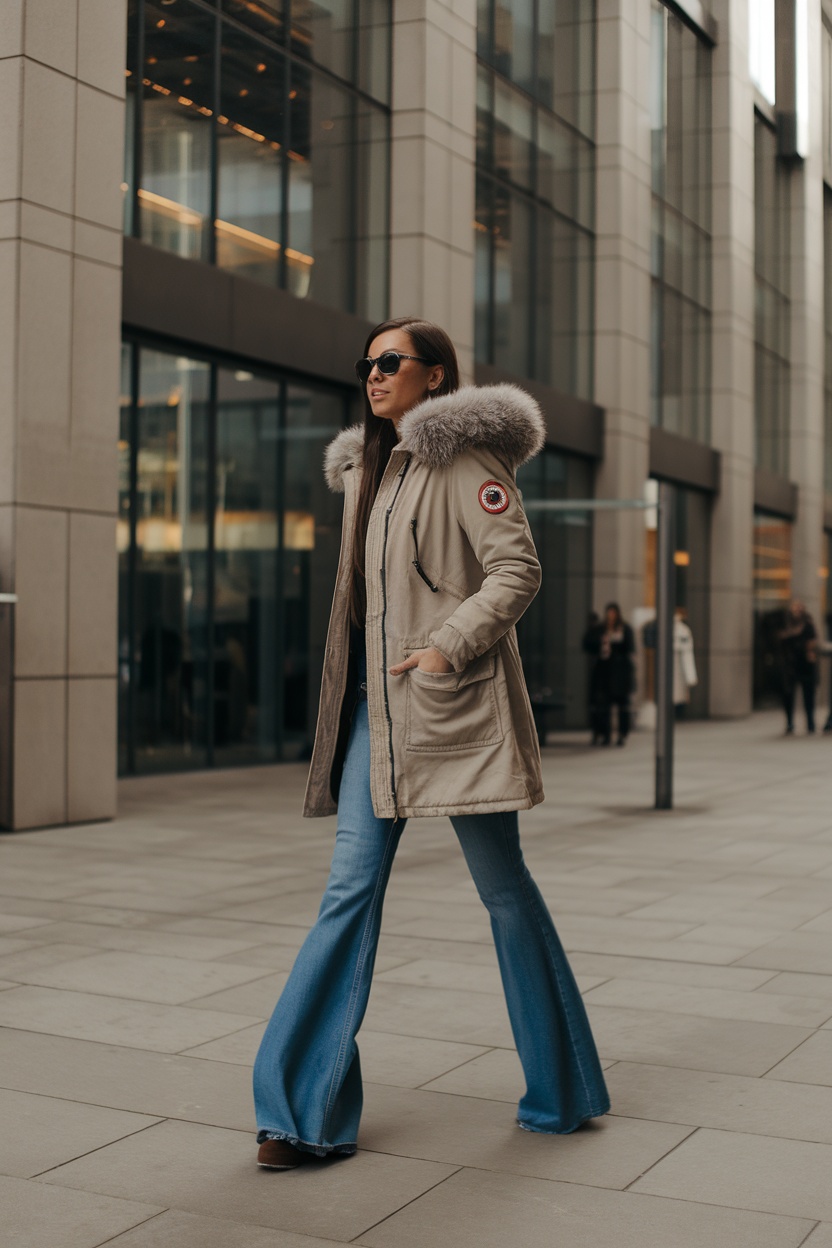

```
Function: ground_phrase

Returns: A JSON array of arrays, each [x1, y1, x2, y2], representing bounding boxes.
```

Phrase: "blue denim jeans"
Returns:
[[253, 680, 610, 1155]]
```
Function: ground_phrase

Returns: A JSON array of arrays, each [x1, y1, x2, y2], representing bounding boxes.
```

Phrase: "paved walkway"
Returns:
[[2, 711, 832, 1247]]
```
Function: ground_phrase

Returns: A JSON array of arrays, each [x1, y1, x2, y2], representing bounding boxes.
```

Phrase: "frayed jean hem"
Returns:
[[256, 1129, 357, 1158], [516, 1104, 610, 1136]]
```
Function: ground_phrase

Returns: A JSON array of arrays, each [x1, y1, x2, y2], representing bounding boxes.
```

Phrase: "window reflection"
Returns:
[[650, 2, 712, 444], [517, 452, 594, 730], [118, 343, 348, 774], [492, 185, 532, 376], [132, 350, 211, 771], [754, 116, 791, 475], [213, 370, 281, 762], [140, 0, 214, 262], [217, 27, 286, 285], [126, 0, 390, 317]]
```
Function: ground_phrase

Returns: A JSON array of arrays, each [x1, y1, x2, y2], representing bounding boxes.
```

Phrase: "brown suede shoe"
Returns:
[[257, 1138, 306, 1170]]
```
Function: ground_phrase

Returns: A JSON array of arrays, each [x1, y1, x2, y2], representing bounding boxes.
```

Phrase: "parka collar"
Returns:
[[324, 384, 546, 494]]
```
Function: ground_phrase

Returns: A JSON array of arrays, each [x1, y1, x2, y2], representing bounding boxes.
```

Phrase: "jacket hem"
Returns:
[[392, 791, 544, 818]]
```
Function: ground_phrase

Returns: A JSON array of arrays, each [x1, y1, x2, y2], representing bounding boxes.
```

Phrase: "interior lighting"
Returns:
[[178, 96, 193, 106], [137, 188, 203, 227], [257, 63, 267, 72], [239, 88, 249, 97], [156, 18, 166, 28], [183, 77, 192, 86], [673, 551, 690, 567]]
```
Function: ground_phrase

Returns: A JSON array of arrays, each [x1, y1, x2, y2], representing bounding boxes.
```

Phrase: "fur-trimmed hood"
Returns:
[[324, 384, 545, 493]]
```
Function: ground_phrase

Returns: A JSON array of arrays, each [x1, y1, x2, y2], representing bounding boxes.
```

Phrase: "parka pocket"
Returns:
[[405, 653, 503, 752]]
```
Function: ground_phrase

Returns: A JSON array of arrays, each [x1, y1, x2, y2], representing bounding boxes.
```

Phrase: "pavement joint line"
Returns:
[[346, 1165, 465, 1243], [87, 1208, 172, 1248], [27, 1118, 166, 1181], [412, 1045, 499, 1091], [794, 1220, 824, 1248]]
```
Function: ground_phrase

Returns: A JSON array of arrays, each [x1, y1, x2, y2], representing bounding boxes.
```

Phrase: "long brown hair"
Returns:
[[349, 317, 460, 627]]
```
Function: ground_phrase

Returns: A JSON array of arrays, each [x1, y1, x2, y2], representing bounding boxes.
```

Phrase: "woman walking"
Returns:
[[583, 604, 635, 746], [253, 317, 610, 1168]]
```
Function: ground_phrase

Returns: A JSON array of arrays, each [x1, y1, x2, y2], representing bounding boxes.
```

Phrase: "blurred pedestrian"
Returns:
[[778, 597, 818, 735], [584, 602, 635, 746], [253, 317, 610, 1171], [673, 607, 698, 717]]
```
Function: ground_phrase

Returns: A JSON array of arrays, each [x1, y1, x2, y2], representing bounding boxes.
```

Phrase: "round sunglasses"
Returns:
[[354, 351, 435, 384]]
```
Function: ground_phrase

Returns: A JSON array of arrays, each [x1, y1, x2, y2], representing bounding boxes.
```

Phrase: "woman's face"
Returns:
[[363, 329, 444, 425]]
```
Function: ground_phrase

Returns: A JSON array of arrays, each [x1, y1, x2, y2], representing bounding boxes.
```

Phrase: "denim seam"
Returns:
[[500, 812, 598, 1116], [320, 818, 400, 1141]]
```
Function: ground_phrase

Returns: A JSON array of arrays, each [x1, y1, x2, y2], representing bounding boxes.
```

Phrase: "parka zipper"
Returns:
[[410, 518, 440, 593], [380, 458, 411, 813]]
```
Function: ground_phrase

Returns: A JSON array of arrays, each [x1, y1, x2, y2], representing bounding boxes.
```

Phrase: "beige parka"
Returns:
[[303, 384, 546, 820]]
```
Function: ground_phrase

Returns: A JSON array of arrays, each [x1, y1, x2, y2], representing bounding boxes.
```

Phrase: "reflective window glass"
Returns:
[[216, 26, 285, 286], [282, 386, 345, 758], [825, 188, 832, 495], [288, 65, 354, 307], [535, 213, 593, 400], [517, 452, 594, 731], [223, 0, 284, 44], [650, 2, 712, 444], [492, 186, 532, 376], [118, 344, 134, 775], [358, 0, 391, 103], [754, 116, 790, 474], [132, 350, 211, 771], [493, 0, 534, 95], [140, 0, 215, 262], [213, 369, 281, 763], [290, 0, 353, 84], [354, 100, 390, 322], [493, 78, 533, 189], [474, 175, 492, 364], [537, 0, 594, 136]]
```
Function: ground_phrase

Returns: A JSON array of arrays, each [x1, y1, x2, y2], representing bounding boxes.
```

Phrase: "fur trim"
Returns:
[[324, 425, 364, 493], [398, 384, 545, 471], [322, 385, 545, 491]]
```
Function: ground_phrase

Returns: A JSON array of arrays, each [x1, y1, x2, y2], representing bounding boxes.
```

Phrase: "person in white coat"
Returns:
[[673, 608, 698, 713]]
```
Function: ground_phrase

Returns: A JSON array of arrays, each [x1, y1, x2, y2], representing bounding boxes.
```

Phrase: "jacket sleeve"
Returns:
[[428, 450, 541, 671]]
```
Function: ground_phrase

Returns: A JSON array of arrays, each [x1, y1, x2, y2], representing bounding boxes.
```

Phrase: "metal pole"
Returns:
[[655, 482, 676, 809]]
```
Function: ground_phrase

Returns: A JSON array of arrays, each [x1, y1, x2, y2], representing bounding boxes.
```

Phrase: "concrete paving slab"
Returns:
[[355, 1166, 813, 1248], [100, 1209, 349, 1248], [359, 1083, 691, 1188], [0, 1029, 256, 1130], [187, 970, 289, 1015], [567, 950, 778, 990], [13, 950, 277, 1005], [632, 1128, 832, 1221], [605, 1061, 832, 1143], [737, 932, 832, 975], [586, 1004, 814, 1075], [757, 971, 832, 998], [765, 1032, 832, 1085], [0, 985, 262, 1052], [0, 1088, 160, 1178], [582, 978, 832, 1026], [0, 1174, 161, 1248], [40, 1119, 458, 1241], [362, 980, 516, 1047], [5, 921, 265, 961]]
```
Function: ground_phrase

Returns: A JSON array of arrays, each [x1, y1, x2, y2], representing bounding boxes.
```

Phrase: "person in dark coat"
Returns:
[[583, 602, 635, 746], [778, 597, 818, 734], [581, 611, 603, 744]]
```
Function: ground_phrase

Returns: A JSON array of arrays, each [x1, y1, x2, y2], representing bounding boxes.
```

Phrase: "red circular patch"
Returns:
[[478, 481, 509, 514]]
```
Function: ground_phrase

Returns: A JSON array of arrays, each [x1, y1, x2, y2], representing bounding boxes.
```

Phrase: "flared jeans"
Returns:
[[253, 697, 610, 1156]]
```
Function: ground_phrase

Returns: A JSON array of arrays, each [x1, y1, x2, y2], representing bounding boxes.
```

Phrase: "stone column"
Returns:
[[787, 0, 825, 623], [592, 2, 652, 616], [389, 0, 477, 380], [0, 0, 126, 829], [708, 0, 756, 717]]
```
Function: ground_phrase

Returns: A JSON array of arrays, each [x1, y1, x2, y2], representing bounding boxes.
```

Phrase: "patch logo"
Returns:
[[478, 480, 509, 514]]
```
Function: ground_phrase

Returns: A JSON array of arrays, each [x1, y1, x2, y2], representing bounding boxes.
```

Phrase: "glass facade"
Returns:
[[124, 0, 390, 320], [649, 2, 712, 443], [118, 339, 348, 774], [754, 115, 791, 476], [475, 2, 595, 399], [516, 451, 594, 729]]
